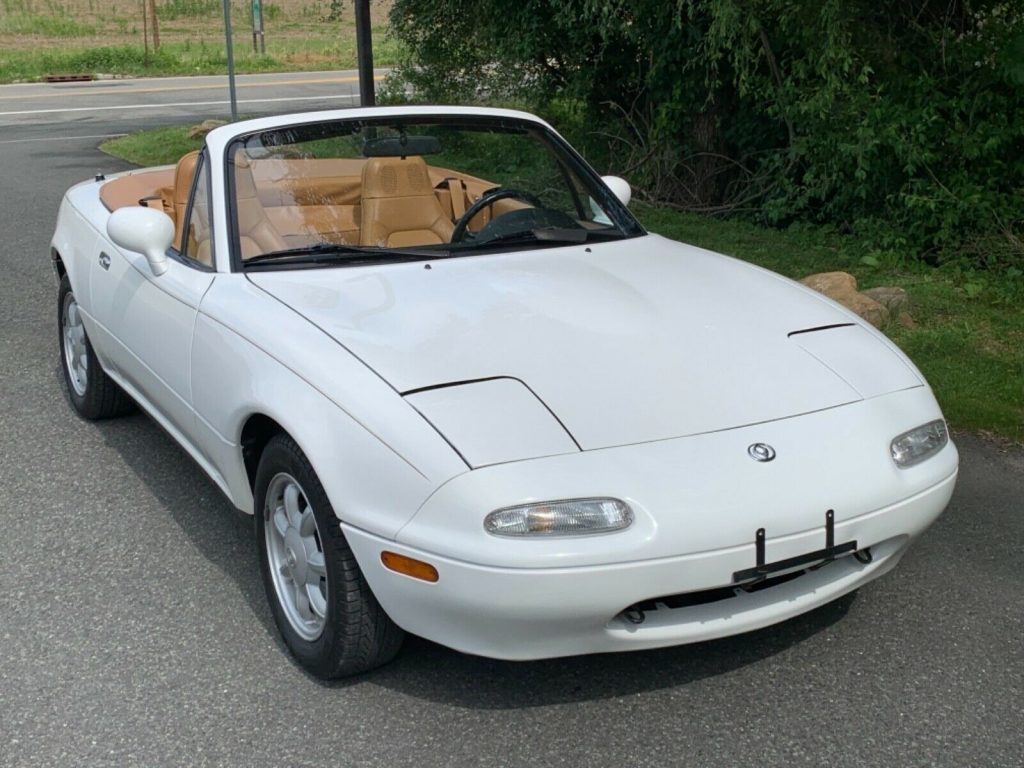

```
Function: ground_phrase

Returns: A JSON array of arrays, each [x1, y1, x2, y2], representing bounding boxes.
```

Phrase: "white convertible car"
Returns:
[[51, 106, 958, 678]]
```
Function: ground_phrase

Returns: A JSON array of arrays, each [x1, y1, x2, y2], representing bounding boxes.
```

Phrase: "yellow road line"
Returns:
[[0, 74, 383, 101]]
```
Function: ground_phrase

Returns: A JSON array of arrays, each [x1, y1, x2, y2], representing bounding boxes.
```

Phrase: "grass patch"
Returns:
[[101, 125, 202, 167], [0, 0, 398, 82], [100, 132, 1024, 444], [0, 34, 402, 81], [0, 13, 97, 36], [156, 0, 222, 21]]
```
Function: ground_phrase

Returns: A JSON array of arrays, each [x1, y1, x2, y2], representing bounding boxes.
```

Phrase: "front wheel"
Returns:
[[255, 434, 404, 678], [58, 273, 133, 419]]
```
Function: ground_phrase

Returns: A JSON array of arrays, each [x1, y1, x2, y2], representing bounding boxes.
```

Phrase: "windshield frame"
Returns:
[[224, 113, 645, 273]]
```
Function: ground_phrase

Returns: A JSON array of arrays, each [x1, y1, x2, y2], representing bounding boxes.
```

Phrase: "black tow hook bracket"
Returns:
[[854, 547, 873, 564], [622, 606, 646, 625], [733, 509, 858, 585]]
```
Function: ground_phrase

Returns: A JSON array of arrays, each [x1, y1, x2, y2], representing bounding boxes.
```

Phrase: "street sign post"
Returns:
[[252, 0, 265, 54]]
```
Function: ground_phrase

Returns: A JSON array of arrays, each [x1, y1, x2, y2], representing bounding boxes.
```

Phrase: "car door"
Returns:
[[90, 151, 216, 442]]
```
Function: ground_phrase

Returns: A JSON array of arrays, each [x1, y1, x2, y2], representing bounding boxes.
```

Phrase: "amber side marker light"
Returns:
[[381, 551, 439, 583]]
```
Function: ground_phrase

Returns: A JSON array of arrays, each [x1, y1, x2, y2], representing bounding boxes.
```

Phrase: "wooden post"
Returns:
[[148, 0, 161, 51], [141, 0, 149, 65]]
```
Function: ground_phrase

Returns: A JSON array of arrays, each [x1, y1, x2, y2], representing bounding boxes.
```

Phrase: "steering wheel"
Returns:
[[450, 188, 543, 243]]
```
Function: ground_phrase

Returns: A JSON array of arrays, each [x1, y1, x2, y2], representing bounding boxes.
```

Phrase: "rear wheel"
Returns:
[[255, 434, 404, 678], [58, 273, 133, 419]]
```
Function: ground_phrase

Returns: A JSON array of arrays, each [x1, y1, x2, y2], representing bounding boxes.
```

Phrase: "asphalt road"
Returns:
[[0, 69, 381, 128], [0, 85, 1022, 768]]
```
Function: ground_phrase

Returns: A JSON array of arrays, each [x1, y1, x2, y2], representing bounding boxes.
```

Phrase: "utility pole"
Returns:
[[354, 0, 375, 107]]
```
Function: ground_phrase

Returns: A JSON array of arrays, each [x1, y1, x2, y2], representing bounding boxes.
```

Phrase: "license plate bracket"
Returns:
[[732, 509, 857, 585]]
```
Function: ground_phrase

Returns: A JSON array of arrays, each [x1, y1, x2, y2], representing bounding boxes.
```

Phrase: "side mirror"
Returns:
[[601, 175, 632, 207], [107, 207, 175, 276]]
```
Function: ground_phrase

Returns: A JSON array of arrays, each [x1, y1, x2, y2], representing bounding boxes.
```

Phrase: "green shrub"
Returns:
[[386, 0, 1024, 271]]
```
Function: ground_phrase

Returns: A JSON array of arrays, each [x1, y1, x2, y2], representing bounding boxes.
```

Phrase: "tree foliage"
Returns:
[[386, 0, 1024, 266]]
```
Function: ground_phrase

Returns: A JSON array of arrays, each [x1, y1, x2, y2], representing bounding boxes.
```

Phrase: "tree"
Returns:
[[387, 0, 1024, 265]]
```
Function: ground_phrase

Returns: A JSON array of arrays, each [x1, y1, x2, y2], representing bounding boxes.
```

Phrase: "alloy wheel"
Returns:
[[61, 292, 88, 397], [264, 473, 329, 641]]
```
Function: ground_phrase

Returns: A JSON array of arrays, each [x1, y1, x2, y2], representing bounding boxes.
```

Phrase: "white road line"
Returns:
[[0, 74, 378, 101], [0, 93, 359, 117], [0, 133, 128, 144]]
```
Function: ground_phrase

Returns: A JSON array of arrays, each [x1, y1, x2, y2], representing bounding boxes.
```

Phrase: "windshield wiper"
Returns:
[[244, 242, 446, 268]]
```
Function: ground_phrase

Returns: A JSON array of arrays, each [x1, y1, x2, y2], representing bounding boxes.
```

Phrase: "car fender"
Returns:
[[50, 191, 96, 306], [192, 278, 467, 538]]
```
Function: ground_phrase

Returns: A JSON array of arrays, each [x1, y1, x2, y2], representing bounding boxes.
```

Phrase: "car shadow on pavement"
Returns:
[[89, 403, 282, 644], [353, 592, 856, 707], [331, 590, 858, 708], [81, 375, 857, 704]]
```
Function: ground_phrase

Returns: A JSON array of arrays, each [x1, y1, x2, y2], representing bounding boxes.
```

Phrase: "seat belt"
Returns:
[[446, 178, 466, 220]]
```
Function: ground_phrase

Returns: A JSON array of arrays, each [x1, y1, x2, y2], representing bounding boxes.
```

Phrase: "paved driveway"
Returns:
[[0, 111, 1021, 768]]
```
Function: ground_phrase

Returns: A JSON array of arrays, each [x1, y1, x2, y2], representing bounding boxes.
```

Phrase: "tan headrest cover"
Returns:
[[233, 152, 260, 199], [361, 156, 433, 199], [173, 151, 200, 205]]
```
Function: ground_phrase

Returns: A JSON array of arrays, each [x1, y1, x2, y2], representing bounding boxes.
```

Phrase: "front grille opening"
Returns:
[[631, 568, 808, 613]]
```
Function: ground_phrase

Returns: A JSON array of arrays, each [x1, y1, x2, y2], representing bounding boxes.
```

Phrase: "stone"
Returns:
[[186, 119, 227, 139], [799, 271, 890, 328], [898, 311, 916, 329], [799, 271, 857, 296], [862, 286, 910, 312]]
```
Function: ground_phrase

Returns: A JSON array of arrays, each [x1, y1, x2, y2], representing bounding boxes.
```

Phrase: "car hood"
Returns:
[[248, 234, 921, 451]]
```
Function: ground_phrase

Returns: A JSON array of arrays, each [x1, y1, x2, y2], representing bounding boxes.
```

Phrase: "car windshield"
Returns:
[[227, 115, 643, 268]]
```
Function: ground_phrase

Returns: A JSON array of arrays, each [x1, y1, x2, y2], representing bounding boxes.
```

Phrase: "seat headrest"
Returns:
[[173, 151, 200, 205], [232, 152, 260, 200], [361, 155, 433, 199]]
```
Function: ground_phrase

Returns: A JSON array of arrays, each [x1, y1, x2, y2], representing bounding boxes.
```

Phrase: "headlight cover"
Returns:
[[484, 498, 633, 537], [891, 419, 948, 468]]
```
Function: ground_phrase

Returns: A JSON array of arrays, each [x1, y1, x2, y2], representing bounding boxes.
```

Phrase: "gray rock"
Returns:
[[186, 119, 228, 139], [863, 286, 910, 312]]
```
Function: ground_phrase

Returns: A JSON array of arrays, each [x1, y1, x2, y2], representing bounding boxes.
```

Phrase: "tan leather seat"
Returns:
[[359, 156, 454, 247], [167, 151, 199, 252], [234, 154, 289, 259]]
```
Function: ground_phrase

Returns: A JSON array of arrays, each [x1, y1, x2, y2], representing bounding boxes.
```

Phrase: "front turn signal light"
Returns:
[[381, 551, 439, 582]]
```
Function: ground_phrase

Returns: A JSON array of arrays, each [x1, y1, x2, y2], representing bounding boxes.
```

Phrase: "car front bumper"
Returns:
[[343, 467, 956, 661]]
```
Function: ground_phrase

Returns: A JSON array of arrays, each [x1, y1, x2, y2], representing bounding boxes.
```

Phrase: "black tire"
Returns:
[[255, 434, 404, 678], [58, 273, 134, 420]]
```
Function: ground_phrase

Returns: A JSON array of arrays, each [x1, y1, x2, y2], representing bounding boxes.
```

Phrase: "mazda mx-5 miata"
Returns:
[[51, 106, 957, 677]]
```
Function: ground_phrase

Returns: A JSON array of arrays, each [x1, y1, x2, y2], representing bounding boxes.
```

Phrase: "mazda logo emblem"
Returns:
[[748, 443, 776, 462]]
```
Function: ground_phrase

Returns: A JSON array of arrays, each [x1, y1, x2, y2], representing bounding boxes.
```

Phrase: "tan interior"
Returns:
[[359, 155, 455, 247], [250, 158, 365, 247], [233, 154, 290, 259], [170, 151, 200, 253], [98, 152, 521, 261], [99, 167, 174, 213]]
